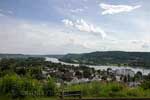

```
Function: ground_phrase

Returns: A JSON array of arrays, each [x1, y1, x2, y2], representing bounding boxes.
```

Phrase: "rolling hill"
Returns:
[[59, 51, 150, 67]]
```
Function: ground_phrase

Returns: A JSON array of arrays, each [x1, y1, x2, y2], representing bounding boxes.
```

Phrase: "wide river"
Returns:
[[45, 57, 150, 75]]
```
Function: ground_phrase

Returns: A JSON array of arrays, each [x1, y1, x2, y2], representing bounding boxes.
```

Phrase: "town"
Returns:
[[42, 60, 146, 87]]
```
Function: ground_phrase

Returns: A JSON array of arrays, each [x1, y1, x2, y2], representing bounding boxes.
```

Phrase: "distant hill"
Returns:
[[59, 51, 150, 67], [1, 51, 150, 67], [44, 55, 64, 59], [0, 53, 63, 59], [0, 54, 29, 58]]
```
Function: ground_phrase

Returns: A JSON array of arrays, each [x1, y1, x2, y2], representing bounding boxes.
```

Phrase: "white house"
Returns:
[[115, 69, 135, 77]]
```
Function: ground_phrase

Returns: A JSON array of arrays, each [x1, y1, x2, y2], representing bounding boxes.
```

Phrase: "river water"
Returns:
[[45, 57, 150, 75]]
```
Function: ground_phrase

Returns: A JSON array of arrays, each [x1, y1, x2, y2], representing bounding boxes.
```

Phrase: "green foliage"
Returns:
[[60, 51, 150, 67], [83, 70, 91, 78], [140, 81, 150, 90], [43, 77, 57, 96], [65, 81, 150, 97], [126, 88, 142, 97], [0, 74, 44, 99], [0, 57, 150, 99]]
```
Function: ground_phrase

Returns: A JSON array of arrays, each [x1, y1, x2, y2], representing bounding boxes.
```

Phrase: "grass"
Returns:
[[1, 95, 150, 100], [27, 97, 57, 100], [1, 81, 150, 99], [65, 81, 150, 98], [0, 96, 58, 100]]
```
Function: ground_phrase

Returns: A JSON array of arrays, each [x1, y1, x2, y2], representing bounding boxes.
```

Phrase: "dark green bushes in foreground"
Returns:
[[140, 80, 150, 90], [0, 74, 57, 99]]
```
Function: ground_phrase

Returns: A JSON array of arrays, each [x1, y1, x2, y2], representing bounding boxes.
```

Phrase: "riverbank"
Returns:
[[45, 57, 150, 75]]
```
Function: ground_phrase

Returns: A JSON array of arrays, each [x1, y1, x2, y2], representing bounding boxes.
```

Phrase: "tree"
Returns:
[[107, 68, 112, 75], [75, 71, 82, 79], [83, 70, 91, 78], [140, 80, 150, 90], [15, 67, 26, 76], [97, 70, 101, 74], [43, 78, 57, 96], [29, 66, 43, 80], [135, 71, 143, 81], [123, 76, 128, 83]]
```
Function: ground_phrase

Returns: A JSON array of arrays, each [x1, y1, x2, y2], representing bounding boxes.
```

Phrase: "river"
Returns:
[[45, 57, 150, 75]]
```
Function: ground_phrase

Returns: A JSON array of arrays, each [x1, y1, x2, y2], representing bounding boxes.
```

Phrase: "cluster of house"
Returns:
[[42, 66, 141, 87]]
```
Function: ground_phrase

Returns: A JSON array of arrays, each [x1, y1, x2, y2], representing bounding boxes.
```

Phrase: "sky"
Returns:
[[0, 0, 150, 54]]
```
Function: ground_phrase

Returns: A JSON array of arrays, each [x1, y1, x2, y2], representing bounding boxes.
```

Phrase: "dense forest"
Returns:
[[59, 51, 150, 67]]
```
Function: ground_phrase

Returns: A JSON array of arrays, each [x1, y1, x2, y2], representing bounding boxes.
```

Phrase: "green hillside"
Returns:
[[0, 53, 63, 59], [59, 51, 150, 67]]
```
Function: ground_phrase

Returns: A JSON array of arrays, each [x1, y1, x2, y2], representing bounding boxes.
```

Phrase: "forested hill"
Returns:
[[0, 53, 63, 59], [59, 51, 150, 67], [0, 54, 29, 58], [1, 51, 150, 67]]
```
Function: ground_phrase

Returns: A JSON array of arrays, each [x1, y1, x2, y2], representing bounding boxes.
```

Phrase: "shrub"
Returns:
[[43, 77, 57, 96], [110, 83, 123, 92], [65, 82, 126, 97], [140, 81, 150, 90], [0, 74, 43, 99], [126, 88, 142, 97]]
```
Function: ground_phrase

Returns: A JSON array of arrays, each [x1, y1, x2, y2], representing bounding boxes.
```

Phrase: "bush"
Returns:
[[0, 74, 25, 98], [140, 81, 150, 90], [65, 81, 150, 97], [110, 83, 123, 92], [43, 77, 57, 96], [0, 74, 43, 99], [65, 82, 125, 97], [126, 88, 143, 97]]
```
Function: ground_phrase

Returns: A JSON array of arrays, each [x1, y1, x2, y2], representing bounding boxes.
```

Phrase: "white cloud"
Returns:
[[62, 19, 74, 26], [0, 11, 13, 21], [0, 17, 103, 54], [62, 19, 107, 39], [0, 9, 13, 15], [0, 9, 5, 17], [7, 10, 13, 14], [83, 0, 87, 2], [0, 13, 5, 17], [1, 17, 150, 54], [100, 3, 141, 15], [131, 40, 141, 44], [70, 8, 84, 13], [142, 43, 150, 49]]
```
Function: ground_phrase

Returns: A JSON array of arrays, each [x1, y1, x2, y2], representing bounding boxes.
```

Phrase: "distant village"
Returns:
[[42, 63, 145, 87], [0, 58, 146, 87]]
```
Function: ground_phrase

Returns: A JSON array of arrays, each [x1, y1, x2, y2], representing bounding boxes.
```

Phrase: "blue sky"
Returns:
[[0, 0, 150, 54]]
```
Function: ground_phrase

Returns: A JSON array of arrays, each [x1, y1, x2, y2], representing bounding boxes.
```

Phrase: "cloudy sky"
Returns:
[[0, 0, 150, 54]]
